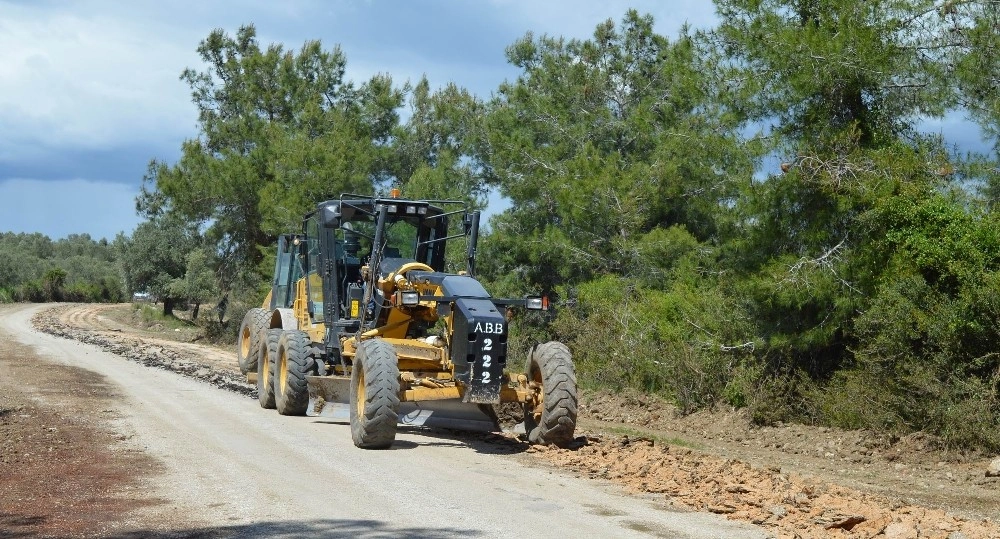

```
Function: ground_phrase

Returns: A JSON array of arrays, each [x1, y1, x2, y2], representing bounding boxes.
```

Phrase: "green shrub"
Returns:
[[19, 280, 45, 302], [807, 269, 1000, 451], [551, 273, 757, 413], [747, 369, 818, 426]]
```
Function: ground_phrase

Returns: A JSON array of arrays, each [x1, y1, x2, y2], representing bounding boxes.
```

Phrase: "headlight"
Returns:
[[405, 205, 417, 215], [526, 296, 546, 310], [417, 206, 428, 215], [396, 291, 420, 306], [386, 204, 398, 213]]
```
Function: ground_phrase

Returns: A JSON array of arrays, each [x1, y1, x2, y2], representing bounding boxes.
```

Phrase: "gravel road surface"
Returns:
[[1, 303, 768, 538]]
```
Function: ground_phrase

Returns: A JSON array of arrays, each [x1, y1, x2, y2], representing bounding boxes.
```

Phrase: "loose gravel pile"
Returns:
[[33, 308, 256, 398]]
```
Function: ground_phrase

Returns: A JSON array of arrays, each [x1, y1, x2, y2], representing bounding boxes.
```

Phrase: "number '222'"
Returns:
[[481, 338, 493, 384]]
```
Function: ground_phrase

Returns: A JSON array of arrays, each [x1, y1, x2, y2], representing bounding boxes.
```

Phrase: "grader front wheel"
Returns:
[[350, 339, 400, 449], [524, 341, 578, 447]]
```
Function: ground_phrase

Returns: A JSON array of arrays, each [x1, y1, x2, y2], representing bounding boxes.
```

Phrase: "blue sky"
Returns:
[[0, 1, 988, 240]]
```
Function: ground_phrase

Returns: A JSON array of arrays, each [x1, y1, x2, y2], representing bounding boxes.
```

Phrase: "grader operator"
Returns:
[[236, 192, 577, 449]]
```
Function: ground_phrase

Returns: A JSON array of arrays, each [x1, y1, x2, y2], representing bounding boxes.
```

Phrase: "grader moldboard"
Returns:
[[235, 193, 577, 449]]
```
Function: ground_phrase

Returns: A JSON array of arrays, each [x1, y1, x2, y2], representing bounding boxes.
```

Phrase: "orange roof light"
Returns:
[[390, 188, 401, 198]]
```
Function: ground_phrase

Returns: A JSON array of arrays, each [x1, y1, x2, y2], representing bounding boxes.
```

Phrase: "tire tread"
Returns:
[[351, 339, 400, 449], [525, 341, 577, 447], [275, 330, 312, 415], [257, 328, 281, 409], [237, 308, 269, 374]]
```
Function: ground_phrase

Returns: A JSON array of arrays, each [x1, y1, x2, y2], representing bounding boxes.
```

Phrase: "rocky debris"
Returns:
[[821, 514, 865, 530], [32, 309, 255, 399], [534, 434, 1000, 539]]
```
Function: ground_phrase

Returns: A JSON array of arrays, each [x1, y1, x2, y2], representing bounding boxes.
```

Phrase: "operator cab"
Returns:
[[297, 194, 478, 340]]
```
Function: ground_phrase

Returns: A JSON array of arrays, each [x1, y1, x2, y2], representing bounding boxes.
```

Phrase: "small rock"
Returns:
[[986, 458, 1000, 477], [884, 522, 918, 539], [768, 505, 787, 518], [707, 504, 737, 514], [824, 515, 865, 531], [948, 533, 968, 539]]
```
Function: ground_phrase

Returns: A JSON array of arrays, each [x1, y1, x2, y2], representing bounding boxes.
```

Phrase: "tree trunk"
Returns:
[[163, 298, 175, 317], [192, 303, 200, 320]]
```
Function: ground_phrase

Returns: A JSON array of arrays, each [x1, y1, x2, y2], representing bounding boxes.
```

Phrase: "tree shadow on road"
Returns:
[[0, 513, 47, 538], [0, 516, 482, 539]]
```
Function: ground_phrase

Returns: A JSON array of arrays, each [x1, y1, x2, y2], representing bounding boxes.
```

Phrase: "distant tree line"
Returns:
[[120, 2, 1000, 449], [0, 232, 125, 303], [0, 228, 220, 321]]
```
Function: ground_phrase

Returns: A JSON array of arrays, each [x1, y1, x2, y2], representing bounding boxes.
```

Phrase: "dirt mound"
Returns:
[[581, 390, 955, 466], [533, 433, 999, 538]]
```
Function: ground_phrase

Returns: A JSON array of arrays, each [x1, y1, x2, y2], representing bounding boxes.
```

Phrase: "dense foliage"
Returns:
[[116, 4, 1000, 449], [0, 233, 124, 303]]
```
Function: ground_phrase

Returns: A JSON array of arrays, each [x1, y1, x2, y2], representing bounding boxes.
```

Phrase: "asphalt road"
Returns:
[[2, 304, 768, 538]]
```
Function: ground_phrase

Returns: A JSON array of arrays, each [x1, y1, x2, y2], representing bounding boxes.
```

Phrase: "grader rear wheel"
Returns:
[[350, 339, 400, 449], [257, 329, 282, 409], [274, 330, 313, 415], [237, 308, 269, 375], [523, 341, 578, 447]]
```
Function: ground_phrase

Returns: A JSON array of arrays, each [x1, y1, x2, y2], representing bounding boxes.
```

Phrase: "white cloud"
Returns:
[[0, 2, 200, 156], [0, 1, 716, 164], [0, 178, 141, 240]]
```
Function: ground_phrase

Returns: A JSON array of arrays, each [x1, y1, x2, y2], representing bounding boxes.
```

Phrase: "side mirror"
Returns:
[[319, 204, 341, 228]]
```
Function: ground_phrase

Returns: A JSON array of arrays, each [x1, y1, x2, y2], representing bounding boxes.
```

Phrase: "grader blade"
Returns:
[[397, 400, 500, 432], [306, 376, 352, 419], [306, 375, 500, 432]]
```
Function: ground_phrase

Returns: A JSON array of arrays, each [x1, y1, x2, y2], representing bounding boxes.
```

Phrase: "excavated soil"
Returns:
[[530, 436, 995, 539], [28, 303, 1000, 538]]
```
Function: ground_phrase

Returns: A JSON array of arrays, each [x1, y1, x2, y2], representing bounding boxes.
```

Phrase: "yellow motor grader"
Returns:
[[235, 193, 577, 449]]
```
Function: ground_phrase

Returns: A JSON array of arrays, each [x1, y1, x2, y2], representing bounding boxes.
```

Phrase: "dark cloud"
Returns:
[[0, 143, 180, 185]]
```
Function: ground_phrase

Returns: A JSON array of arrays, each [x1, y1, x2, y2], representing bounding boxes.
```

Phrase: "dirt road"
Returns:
[[0, 303, 766, 538]]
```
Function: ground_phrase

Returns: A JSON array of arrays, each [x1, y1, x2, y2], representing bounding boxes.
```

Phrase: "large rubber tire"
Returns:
[[274, 330, 313, 415], [350, 339, 400, 449], [237, 308, 269, 375], [257, 328, 282, 409], [523, 341, 578, 447]]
